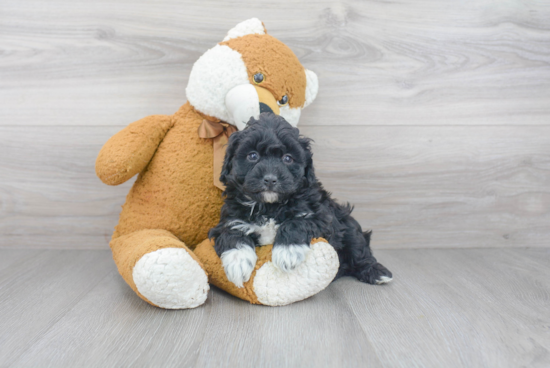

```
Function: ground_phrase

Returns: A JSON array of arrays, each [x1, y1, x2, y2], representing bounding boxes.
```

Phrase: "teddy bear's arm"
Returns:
[[95, 114, 174, 185]]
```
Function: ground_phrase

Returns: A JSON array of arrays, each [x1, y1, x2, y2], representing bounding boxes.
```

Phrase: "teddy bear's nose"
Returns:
[[259, 102, 274, 114]]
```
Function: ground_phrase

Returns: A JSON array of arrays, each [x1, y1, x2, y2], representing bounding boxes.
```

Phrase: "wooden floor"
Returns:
[[1, 248, 549, 368]]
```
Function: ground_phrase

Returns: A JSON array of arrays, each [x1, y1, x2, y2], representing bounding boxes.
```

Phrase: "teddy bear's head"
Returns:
[[186, 18, 318, 130]]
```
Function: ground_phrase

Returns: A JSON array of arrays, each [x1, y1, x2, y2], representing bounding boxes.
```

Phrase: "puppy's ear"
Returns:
[[220, 131, 242, 185], [299, 136, 317, 185]]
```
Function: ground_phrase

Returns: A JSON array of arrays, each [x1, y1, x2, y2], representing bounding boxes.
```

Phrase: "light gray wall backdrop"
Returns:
[[1, 0, 549, 249]]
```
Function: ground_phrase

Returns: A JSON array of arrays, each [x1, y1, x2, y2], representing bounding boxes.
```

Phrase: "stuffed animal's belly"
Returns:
[[113, 113, 223, 248]]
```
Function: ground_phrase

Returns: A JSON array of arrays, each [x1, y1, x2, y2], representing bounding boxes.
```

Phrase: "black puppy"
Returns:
[[209, 113, 392, 288]]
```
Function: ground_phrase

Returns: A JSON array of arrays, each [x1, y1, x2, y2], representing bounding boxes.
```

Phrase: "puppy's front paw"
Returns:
[[220, 243, 258, 288], [272, 244, 311, 272]]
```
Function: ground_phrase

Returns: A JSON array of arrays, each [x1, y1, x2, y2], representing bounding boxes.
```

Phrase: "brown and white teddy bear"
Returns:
[[96, 18, 339, 309]]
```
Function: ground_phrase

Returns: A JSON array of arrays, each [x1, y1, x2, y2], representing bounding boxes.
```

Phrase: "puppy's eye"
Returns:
[[282, 154, 294, 164], [253, 73, 265, 84], [277, 95, 288, 106], [247, 152, 260, 162]]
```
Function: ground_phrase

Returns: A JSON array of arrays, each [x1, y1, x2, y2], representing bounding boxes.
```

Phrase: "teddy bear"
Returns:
[[96, 18, 339, 309]]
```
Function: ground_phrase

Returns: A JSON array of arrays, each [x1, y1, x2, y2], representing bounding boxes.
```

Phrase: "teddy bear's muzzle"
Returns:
[[225, 84, 279, 131]]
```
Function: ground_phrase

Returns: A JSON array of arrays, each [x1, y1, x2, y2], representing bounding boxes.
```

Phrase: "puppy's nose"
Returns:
[[263, 174, 278, 187]]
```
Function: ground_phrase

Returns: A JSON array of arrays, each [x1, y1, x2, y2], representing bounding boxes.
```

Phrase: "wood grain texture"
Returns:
[[3, 248, 549, 367], [301, 125, 550, 249], [0, 126, 133, 248], [1, 0, 550, 126], [0, 249, 40, 270], [191, 286, 381, 368], [1, 125, 548, 249], [338, 247, 550, 368], [0, 250, 113, 366]]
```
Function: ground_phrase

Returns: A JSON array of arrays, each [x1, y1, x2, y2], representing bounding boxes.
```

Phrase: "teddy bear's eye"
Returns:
[[253, 73, 265, 84], [277, 95, 288, 106], [247, 152, 260, 162]]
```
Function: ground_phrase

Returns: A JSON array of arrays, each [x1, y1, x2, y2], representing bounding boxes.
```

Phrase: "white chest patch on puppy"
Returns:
[[262, 191, 279, 203], [229, 218, 279, 245], [256, 218, 279, 245]]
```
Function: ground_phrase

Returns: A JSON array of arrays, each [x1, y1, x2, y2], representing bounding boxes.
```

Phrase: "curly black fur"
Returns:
[[209, 113, 392, 284]]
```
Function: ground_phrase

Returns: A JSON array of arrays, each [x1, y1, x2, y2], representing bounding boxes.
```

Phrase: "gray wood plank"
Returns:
[[0, 126, 133, 249], [1, 0, 549, 127], [6, 248, 550, 368], [0, 250, 113, 366], [10, 269, 381, 368], [11, 270, 213, 368], [0, 235, 113, 250], [0, 249, 43, 270], [2, 125, 549, 249], [192, 287, 381, 368], [301, 125, 550, 249], [339, 248, 550, 368]]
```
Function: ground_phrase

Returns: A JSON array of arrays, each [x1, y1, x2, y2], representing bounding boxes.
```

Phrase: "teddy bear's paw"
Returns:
[[133, 248, 209, 309], [220, 243, 257, 288], [253, 240, 339, 306]]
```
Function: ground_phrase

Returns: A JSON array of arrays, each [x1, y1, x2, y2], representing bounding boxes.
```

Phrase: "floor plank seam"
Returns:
[[7, 270, 116, 366], [327, 286, 386, 367]]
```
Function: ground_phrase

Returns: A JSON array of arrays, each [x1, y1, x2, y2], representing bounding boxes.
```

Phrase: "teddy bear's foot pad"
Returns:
[[133, 248, 209, 309], [253, 241, 339, 306]]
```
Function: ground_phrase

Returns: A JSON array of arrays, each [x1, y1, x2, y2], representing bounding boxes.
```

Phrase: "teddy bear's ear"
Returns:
[[223, 18, 267, 42], [303, 69, 319, 108]]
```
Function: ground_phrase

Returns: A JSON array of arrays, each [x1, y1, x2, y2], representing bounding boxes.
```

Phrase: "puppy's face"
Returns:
[[220, 113, 314, 203]]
